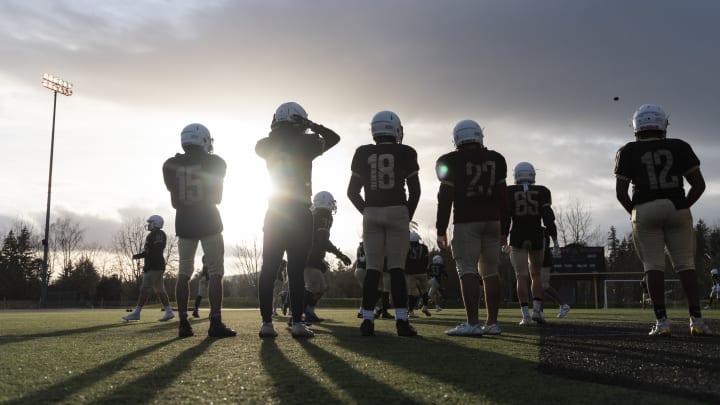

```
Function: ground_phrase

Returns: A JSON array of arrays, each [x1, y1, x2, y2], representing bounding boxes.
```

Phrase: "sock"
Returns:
[[164, 305, 173, 313], [210, 312, 221, 322], [532, 298, 543, 312], [395, 308, 408, 321], [362, 309, 375, 321], [179, 311, 188, 320], [653, 305, 667, 320], [134, 306, 142, 314], [521, 304, 529, 316], [689, 306, 701, 319]]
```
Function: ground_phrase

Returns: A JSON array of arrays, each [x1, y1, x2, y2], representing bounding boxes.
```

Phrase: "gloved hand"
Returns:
[[340, 254, 352, 266]]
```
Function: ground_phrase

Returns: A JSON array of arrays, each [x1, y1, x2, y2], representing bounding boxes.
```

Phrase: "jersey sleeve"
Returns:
[[677, 140, 700, 176], [614, 144, 632, 181]]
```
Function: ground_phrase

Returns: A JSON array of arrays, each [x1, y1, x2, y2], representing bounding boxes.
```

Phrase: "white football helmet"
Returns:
[[432, 255, 443, 265], [711, 268, 719, 276], [311, 191, 337, 214], [514, 162, 536, 184], [409, 231, 420, 243], [632, 104, 668, 133], [146, 215, 164, 231], [181, 123, 213, 153], [371, 110, 403, 143], [271, 101, 308, 130], [453, 120, 484, 146]]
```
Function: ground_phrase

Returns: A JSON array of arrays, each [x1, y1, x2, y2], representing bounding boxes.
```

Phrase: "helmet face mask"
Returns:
[[513, 162, 536, 184], [712, 268, 719, 276], [453, 120, 483, 147], [311, 191, 337, 214], [632, 104, 668, 135], [371, 110, 403, 143], [147, 215, 164, 231], [181, 123, 213, 153], [432, 255, 442, 265], [272, 102, 308, 131]]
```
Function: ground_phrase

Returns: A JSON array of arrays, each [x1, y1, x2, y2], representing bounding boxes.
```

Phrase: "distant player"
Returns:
[[303, 191, 352, 323], [405, 231, 431, 318], [615, 104, 711, 336], [255, 102, 340, 338], [640, 278, 650, 310], [191, 256, 210, 318], [163, 123, 235, 338], [123, 215, 175, 322], [505, 162, 560, 325], [436, 120, 510, 336], [706, 268, 720, 309], [427, 255, 448, 312], [348, 110, 421, 337], [539, 228, 570, 318], [272, 260, 287, 316]]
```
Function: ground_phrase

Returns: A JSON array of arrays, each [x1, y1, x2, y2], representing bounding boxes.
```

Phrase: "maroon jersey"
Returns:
[[163, 150, 225, 238], [435, 147, 509, 235], [349, 143, 419, 207], [614, 138, 699, 209], [506, 184, 557, 249]]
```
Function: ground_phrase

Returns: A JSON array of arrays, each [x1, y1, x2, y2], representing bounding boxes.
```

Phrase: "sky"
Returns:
[[1, 0, 720, 272]]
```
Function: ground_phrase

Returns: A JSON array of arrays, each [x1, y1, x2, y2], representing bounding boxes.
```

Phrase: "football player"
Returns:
[[303, 191, 352, 323], [255, 102, 340, 338], [615, 104, 712, 336], [436, 120, 510, 336], [405, 231, 431, 318], [505, 162, 560, 325], [191, 255, 210, 318], [427, 255, 448, 312], [272, 260, 287, 316], [163, 123, 236, 338], [706, 268, 720, 309], [539, 228, 570, 318], [123, 215, 175, 322], [348, 110, 421, 337]]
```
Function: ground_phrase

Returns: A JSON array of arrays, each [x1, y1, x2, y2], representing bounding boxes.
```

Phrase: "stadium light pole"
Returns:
[[39, 73, 73, 308]]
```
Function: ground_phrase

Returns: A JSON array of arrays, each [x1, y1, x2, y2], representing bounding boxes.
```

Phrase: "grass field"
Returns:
[[0, 307, 718, 404]]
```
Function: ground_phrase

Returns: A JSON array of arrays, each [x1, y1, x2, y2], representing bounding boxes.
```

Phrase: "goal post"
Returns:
[[603, 279, 682, 309]]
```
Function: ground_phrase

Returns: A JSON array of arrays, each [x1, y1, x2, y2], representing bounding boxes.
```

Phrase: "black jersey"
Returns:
[[506, 184, 557, 249], [356, 243, 366, 270], [306, 209, 343, 271], [350, 143, 419, 207], [256, 130, 331, 206], [541, 228, 553, 268], [405, 242, 429, 275], [435, 146, 509, 234], [163, 149, 225, 238], [614, 138, 700, 209], [137, 229, 167, 272], [427, 262, 448, 282]]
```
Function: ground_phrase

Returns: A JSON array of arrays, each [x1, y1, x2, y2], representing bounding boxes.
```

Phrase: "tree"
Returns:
[[555, 198, 603, 246], [50, 217, 84, 280], [606, 226, 620, 272], [112, 218, 146, 286], [55, 255, 100, 303], [0, 226, 41, 299], [231, 239, 263, 296]]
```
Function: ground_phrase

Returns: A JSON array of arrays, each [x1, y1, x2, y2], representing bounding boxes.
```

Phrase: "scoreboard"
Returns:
[[551, 243, 605, 273]]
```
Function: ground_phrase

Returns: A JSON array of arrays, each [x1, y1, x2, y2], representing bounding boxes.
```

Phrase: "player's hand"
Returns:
[[501, 244, 510, 254], [340, 254, 352, 266], [291, 114, 313, 128], [132, 254, 141, 260], [552, 246, 561, 258], [437, 234, 448, 250]]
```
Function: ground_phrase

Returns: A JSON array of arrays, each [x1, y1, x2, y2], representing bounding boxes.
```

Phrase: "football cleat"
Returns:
[[532, 310, 546, 324], [360, 319, 375, 336], [178, 319, 194, 338], [648, 318, 670, 336], [122, 312, 140, 321], [304, 313, 323, 323], [446, 323, 483, 337], [192, 309, 200, 318], [690, 316, 713, 336], [380, 311, 395, 320], [208, 320, 236, 338], [158, 312, 175, 322], [291, 322, 315, 338], [408, 310, 419, 318], [422, 308, 432, 317], [259, 322, 278, 338], [557, 304, 571, 318], [519, 315, 532, 326], [704, 305, 711, 310], [396, 319, 418, 337], [481, 323, 501, 335]]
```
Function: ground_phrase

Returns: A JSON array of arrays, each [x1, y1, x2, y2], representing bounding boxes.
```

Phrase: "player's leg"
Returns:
[[528, 250, 546, 323], [479, 221, 501, 333], [154, 271, 175, 321], [286, 208, 314, 337], [510, 247, 531, 325], [176, 237, 199, 337]]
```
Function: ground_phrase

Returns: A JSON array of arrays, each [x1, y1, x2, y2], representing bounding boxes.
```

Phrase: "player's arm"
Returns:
[[147, 232, 166, 263], [615, 177, 633, 214], [685, 168, 705, 208], [255, 137, 273, 160], [327, 240, 351, 265], [347, 174, 365, 214], [406, 173, 421, 220], [436, 183, 453, 250], [311, 123, 341, 153]]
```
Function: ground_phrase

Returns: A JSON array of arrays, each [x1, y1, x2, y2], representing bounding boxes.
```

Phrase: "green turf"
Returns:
[[0, 308, 714, 404]]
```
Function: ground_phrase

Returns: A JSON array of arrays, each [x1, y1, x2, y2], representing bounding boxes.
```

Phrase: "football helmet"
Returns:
[[452, 120, 483, 146], [146, 215, 164, 231], [632, 104, 668, 133], [432, 255, 443, 265], [311, 191, 337, 214], [371, 110, 403, 143], [711, 268, 719, 276], [181, 123, 213, 153], [271, 101, 308, 130], [409, 231, 421, 243], [514, 162, 536, 184]]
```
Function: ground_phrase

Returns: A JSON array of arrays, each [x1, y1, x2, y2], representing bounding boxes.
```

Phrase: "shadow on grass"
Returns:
[[0, 323, 126, 345], [260, 339, 343, 402], [538, 320, 720, 403], [93, 337, 215, 404], [4, 337, 178, 405]]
